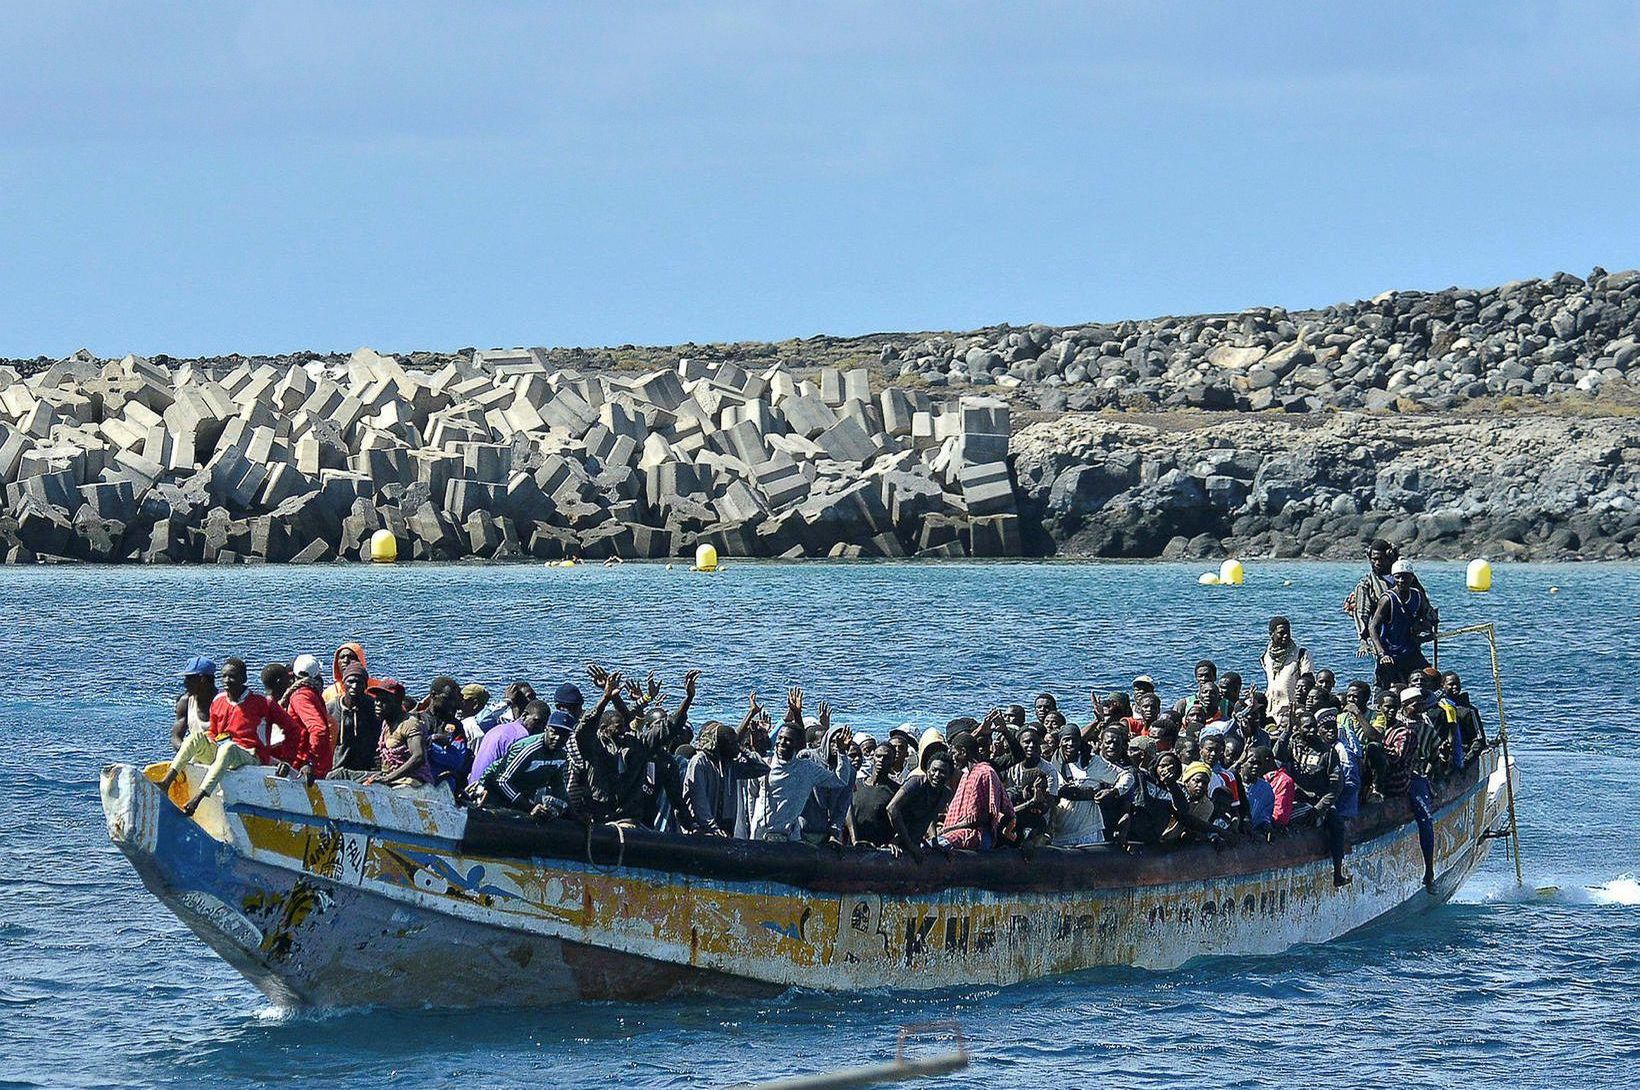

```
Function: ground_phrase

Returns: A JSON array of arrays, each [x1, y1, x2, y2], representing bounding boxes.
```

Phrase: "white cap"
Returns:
[[1391, 559, 1413, 575], [293, 654, 323, 680], [853, 730, 875, 746], [1400, 685, 1423, 703]]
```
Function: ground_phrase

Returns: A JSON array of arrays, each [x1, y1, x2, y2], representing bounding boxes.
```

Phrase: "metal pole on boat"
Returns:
[[1434, 621, 1524, 887], [1482, 622, 1525, 886]]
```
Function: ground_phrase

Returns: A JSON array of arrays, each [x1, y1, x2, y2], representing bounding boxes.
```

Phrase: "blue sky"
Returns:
[[2, 2, 1637, 358]]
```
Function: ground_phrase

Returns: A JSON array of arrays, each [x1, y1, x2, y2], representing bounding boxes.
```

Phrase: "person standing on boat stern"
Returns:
[[1368, 559, 1439, 690], [161, 656, 301, 816], [1261, 616, 1314, 727], [172, 656, 216, 752], [934, 732, 1015, 850], [1345, 539, 1397, 654]]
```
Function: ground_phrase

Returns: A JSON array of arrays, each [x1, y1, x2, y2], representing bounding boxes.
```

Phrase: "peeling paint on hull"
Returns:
[[101, 751, 1513, 1008]]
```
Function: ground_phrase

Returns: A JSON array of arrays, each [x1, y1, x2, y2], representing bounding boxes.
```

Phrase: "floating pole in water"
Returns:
[[738, 1023, 968, 1090]]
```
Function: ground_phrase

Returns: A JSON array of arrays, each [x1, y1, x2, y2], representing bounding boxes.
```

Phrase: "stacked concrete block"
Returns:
[[959, 461, 1016, 517], [0, 348, 1027, 563], [781, 393, 837, 440]]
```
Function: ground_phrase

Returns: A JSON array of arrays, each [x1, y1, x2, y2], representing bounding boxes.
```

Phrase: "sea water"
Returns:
[[1, 560, 1635, 1089]]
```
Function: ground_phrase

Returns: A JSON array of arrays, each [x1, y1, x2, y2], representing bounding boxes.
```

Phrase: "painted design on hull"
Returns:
[[101, 752, 1513, 1008]]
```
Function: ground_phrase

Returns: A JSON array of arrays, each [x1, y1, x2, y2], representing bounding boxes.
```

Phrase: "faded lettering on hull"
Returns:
[[107, 751, 1512, 1001]]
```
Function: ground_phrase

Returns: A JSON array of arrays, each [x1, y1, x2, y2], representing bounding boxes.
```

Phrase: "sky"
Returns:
[[2, 1, 1638, 359]]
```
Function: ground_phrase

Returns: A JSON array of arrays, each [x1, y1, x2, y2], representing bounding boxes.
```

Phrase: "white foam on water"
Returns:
[[1587, 876, 1640, 906], [1470, 873, 1640, 906]]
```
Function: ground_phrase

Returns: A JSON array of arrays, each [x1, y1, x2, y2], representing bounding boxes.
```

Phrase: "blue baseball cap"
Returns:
[[554, 683, 584, 708], [182, 656, 216, 678], [546, 709, 578, 734]]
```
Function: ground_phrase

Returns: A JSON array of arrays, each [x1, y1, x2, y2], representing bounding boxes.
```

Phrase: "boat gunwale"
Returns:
[[437, 753, 1494, 896]]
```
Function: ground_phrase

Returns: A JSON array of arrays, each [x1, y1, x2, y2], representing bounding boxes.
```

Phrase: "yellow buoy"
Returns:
[[1466, 557, 1492, 593], [1219, 558, 1244, 586], [1198, 572, 1220, 586], [694, 543, 719, 572], [368, 529, 398, 564]]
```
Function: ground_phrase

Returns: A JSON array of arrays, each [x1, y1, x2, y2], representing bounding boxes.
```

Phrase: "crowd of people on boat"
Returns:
[[161, 540, 1486, 888]]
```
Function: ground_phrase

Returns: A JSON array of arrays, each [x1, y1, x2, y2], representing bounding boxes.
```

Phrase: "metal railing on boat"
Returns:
[[1433, 620, 1523, 885]]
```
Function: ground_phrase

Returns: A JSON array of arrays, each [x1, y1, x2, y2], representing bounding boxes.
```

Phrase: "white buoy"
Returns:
[[1198, 572, 1221, 586]]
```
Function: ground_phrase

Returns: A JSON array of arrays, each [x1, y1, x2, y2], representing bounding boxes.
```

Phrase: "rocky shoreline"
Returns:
[[2, 269, 1637, 565]]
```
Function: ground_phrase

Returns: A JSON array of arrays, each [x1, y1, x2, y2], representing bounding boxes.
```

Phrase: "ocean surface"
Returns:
[[2, 559, 1636, 1089]]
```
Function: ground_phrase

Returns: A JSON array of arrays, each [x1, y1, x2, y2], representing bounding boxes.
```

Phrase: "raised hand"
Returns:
[[817, 700, 832, 730], [787, 686, 803, 718], [646, 672, 662, 700], [603, 669, 623, 698], [624, 677, 644, 704], [587, 663, 609, 686], [684, 669, 701, 699]]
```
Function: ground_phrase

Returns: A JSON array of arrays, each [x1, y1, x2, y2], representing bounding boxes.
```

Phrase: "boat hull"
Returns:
[[101, 750, 1514, 1007]]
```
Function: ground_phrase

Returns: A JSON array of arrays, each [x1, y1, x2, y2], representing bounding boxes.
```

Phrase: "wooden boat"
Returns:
[[99, 746, 1517, 1007]]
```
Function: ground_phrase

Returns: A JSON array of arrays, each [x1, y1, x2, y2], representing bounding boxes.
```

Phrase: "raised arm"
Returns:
[[577, 667, 623, 756], [676, 670, 702, 721]]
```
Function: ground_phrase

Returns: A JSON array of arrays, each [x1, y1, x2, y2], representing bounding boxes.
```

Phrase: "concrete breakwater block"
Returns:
[[0, 339, 1283, 564]]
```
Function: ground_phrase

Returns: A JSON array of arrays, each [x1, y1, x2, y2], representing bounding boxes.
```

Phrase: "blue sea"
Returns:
[[2, 560, 1636, 1089]]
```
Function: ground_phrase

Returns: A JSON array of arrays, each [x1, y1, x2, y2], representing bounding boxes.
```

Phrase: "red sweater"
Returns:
[[1265, 767, 1297, 827], [280, 685, 336, 778], [209, 691, 299, 765]]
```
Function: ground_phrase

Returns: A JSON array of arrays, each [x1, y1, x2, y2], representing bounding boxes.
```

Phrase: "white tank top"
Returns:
[[187, 697, 211, 734]]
